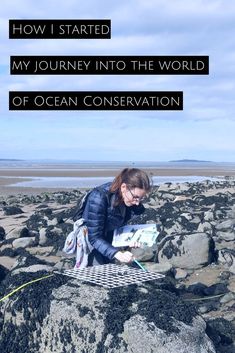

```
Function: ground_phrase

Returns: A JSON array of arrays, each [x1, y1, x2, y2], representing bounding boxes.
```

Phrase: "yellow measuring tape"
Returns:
[[0, 273, 226, 303], [0, 273, 54, 303]]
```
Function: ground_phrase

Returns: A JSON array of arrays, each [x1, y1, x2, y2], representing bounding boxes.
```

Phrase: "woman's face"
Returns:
[[120, 183, 147, 207]]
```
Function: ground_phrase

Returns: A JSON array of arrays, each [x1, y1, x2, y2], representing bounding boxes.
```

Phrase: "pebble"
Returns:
[[12, 237, 35, 249], [174, 268, 188, 280]]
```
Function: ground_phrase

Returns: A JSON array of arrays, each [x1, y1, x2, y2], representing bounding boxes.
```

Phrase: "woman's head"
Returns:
[[110, 168, 152, 206]]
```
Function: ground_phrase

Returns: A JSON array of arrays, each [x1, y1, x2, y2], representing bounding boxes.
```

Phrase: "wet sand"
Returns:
[[0, 166, 234, 196]]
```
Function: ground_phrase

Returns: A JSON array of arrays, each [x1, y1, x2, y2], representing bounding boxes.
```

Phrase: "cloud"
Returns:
[[0, 0, 234, 161]]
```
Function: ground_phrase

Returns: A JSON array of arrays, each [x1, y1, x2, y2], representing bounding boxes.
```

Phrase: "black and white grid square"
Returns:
[[61, 264, 165, 288]]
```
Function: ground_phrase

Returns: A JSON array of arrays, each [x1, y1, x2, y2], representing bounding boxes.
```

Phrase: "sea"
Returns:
[[0, 160, 234, 189]]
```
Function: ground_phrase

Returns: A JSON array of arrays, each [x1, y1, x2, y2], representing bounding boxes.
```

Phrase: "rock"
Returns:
[[198, 303, 220, 314], [158, 183, 178, 192], [0, 256, 17, 270], [158, 233, 214, 269], [228, 205, 235, 218], [29, 229, 40, 237], [38, 208, 53, 217], [228, 280, 235, 293], [131, 247, 154, 261], [12, 237, 35, 249], [19, 227, 30, 238], [180, 212, 192, 220], [190, 216, 202, 224], [47, 217, 58, 226], [36, 203, 50, 209], [174, 268, 188, 280], [11, 252, 47, 270], [158, 203, 180, 226], [52, 227, 63, 235], [53, 258, 75, 271], [220, 292, 235, 304], [39, 228, 48, 246], [0, 226, 5, 241], [204, 194, 229, 207], [35, 255, 60, 265], [187, 282, 208, 296], [36, 227, 64, 251], [11, 264, 53, 275], [204, 211, 214, 221], [218, 249, 235, 267], [203, 283, 228, 296], [219, 271, 231, 281], [6, 226, 29, 240], [164, 221, 183, 235], [128, 207, 158, 224], [6, 197, 20, 205], [122, 314, 215, 353], [0, 276, 216, 353], [229, 263, 235, 274], [206, 318, 235, 350], [0, 264, 8, 283], [144, 262, 173, 274], [215, 219, 235, 231], [0, 248, 16, 258], [160, 193, 176, 201], [197, 222, 213, 234], [28, 246, 54, 256], [3, 206, 24, 215], [216, 231, 235, 241], [26, 213, 48, 231], [147, 197, 160, 207], [0, 181, 235, 350], [173, 196, 187, 203]]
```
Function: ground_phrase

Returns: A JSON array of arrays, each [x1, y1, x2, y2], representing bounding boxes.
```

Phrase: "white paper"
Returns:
[[112, 224, 159, 247]]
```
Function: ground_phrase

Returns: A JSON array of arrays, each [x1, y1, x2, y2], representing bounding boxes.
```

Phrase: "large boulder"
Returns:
[[157, 232, 215, 269], [0, 271, 216, 353]]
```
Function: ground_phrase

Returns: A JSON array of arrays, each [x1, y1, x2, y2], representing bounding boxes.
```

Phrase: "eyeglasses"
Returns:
[[127, 187, 146, 203]]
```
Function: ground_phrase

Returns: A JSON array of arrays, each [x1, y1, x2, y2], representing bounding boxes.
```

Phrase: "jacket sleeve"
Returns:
[[82, 188, 118, 260]]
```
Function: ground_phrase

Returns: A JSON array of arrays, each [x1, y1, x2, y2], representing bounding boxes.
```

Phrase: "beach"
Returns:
[[0, 174, 234, 352], [0, 162, 235, 196]]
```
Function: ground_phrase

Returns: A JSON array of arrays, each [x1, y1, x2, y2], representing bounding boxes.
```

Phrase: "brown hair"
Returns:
[[110, 168, 152, 205]]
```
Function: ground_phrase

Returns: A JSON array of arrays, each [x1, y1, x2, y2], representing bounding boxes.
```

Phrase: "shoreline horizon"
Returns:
[[0, 165, 234, 197]]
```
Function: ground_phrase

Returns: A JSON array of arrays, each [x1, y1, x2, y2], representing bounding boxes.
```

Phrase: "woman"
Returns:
[[81, 168, 151, 266]]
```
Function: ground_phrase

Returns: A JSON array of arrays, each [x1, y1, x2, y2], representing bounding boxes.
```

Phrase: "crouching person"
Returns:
[[80, 168, 151, 266]]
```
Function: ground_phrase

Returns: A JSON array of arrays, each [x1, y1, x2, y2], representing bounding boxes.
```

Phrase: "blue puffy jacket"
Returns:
[[82, 182, 145, 260]]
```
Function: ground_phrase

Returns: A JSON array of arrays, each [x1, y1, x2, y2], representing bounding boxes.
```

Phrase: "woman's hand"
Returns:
[[114, 250, 134, 263]]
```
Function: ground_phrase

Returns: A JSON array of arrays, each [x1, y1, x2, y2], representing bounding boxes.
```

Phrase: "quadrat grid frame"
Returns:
[[59, 264, 165, 289]]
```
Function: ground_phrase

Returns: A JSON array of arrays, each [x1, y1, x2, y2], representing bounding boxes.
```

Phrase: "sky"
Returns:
[[0, 0, 235, 162]]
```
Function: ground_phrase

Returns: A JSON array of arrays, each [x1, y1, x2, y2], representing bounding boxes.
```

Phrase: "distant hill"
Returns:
[[169, 159, 213, 163], [0, 159, 24, 161]]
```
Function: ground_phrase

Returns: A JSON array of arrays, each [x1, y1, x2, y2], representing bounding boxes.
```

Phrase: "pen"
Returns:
[[133, 259, 147, 271]]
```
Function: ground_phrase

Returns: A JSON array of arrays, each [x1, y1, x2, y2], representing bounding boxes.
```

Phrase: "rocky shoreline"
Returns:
[[0, 180, 234, 352]]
